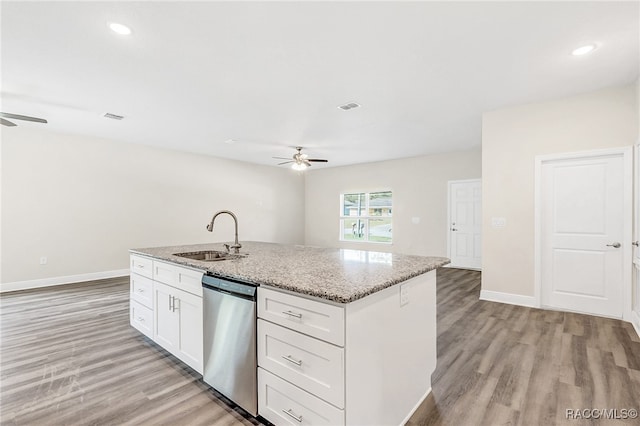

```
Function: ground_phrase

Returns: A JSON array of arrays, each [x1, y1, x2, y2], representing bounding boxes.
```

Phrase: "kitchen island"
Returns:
[[129, 241, 449, 426]]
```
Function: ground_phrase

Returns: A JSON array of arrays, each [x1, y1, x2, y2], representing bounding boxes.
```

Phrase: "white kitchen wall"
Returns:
[[482, 83, 638, 300], [1, 127, 305, 289], [304, 148, 482, 256]]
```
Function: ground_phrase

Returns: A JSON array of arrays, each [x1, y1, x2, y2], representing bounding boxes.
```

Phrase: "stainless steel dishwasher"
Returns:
[[202, 274, 257, 416]]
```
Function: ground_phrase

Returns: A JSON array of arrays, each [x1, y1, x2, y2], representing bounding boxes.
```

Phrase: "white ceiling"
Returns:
[[2, 1, 638, 168]]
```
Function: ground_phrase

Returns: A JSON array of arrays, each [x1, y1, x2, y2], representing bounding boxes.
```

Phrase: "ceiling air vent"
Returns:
[[338, 102, 361, 111], [103, 112, 124, 120]]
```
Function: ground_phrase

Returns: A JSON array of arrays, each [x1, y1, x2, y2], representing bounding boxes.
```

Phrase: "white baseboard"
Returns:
[[443, 263, 481, 271], [0, 269, 129, 293], [480, 289, 536, 308]]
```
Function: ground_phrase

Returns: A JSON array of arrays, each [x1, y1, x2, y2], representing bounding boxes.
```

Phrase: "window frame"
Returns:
[[339, 190, 393, 244]]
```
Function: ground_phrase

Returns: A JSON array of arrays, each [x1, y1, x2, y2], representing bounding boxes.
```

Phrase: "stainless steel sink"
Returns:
[[173, 250, 243, 261]]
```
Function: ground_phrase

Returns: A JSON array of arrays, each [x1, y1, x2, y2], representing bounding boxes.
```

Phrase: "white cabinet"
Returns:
[[130, 300, 153, 338], [257, 270, 438, 426], [258, 368, 344, 426], [131, 274, 153, 308], [130, 255, 153, 279], [258, 287, 344, 346], [257, 288, 346, 425], [130, 256, 154, 339], [258, 320, 344, 408], [129, 254, 204, 375], [154, 281, 204, 373]]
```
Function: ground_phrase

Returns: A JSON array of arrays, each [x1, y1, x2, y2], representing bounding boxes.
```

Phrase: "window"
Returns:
[[340, 191, 392, 243]]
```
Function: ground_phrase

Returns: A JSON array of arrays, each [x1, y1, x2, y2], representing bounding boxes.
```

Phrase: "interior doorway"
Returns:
[[535, 147, 632, 319], [447, 179, 482, 270]]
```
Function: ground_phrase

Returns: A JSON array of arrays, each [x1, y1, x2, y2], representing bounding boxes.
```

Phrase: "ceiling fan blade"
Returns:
[[0, 112, 47, 123], [272, 156, 292, 160], [0, 118, 17, 127], [277, 161, 294, 165], [303, 160, 312, 167], [307, 159, 328, 162]]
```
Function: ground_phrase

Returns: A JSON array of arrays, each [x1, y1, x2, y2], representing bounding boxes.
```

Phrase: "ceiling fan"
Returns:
[[273, 146, 328, 170], [0, 112, 48, 127]]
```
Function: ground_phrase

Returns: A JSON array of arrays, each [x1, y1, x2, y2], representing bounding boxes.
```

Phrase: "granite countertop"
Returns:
[[130, 241, 449, 304]]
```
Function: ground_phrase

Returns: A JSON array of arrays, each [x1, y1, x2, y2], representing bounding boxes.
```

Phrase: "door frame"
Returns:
[[447, 178, 482, 271], [534, 146, 633, 321], [632, 144, 640, 336]]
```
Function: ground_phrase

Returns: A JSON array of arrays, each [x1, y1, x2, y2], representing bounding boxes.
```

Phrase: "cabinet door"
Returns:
[[258, 287, 345, 346], [258, 368, 344, 426], [154, 282, 179, 353], [258, 319, 344, 408], [130, 255, 153, 279], [130, 300, 153, 338], [175, 288, 203, 374]]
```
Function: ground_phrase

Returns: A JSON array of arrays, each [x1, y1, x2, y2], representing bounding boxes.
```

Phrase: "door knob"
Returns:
[[633, 241, 639, 247], [606, 242, 621, 248], [451, 228, 458, 232]]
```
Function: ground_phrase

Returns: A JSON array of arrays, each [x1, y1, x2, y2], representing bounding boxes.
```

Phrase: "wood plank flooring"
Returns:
[[408, 268, 640, 426], [0, 277, 260, 426], [1, 269, 639, 425]]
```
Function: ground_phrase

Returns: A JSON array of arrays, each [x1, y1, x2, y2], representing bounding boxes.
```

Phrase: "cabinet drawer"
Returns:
[[153, 260, 204, 297], [130, 255, 153, 279], [258, 320, 344, 408], [130, 300, 153, 338], [258, 368, 344, 426], [130, 274, 153, 309], [258, 287, 344, 346]]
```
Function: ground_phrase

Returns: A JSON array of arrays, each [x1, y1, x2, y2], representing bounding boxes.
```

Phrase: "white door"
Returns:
[[448, 179, 482, 269], [540, 154, 624, 318]]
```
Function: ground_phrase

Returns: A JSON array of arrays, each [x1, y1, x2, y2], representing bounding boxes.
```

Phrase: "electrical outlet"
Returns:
[[491, 217, 506, 228], [400, 283, 409, 306], [39, 256, 47, 265]]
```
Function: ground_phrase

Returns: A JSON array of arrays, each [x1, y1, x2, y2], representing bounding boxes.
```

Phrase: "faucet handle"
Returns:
[[223, 244, 230, 253]]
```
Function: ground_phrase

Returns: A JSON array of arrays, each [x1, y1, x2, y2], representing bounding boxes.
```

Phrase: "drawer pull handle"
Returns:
[[282, 310, 302, 319], [137, 288, 144, 293], [282, 408, 302, 422], [136, 264, 145, 268], [137, 316, 144, 322], [281, 355, 302, 366]]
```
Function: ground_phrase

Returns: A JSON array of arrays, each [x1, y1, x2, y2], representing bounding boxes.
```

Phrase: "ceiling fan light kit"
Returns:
[[273, 146, 328, 171], [291, 162, 307, 171]]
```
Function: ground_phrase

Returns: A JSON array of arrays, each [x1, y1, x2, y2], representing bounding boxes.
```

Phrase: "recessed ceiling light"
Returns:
[[109, 22, 132, 36], [223, 139, 236, 144], [571, 44, 597, 56]]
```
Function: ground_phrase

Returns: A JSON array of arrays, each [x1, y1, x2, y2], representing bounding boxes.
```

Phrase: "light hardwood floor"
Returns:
[[1, 269, 639, 425]]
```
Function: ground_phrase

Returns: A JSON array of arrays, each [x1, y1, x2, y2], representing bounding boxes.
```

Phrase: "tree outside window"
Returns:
[[340, 191, 392, 243]]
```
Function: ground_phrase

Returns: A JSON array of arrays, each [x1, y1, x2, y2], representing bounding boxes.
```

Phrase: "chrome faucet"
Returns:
[[206, 210, 242, 254]]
